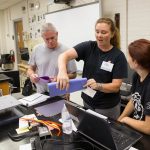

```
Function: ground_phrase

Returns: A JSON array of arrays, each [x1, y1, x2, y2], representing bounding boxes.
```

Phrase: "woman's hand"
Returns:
[[118, 116, 129, 123], [57, 72, 69, 90], [50, 76, 57, 82], [86, 79, 99, 90]]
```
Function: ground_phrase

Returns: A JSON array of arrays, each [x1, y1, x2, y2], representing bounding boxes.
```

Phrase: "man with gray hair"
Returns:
[[27, 23, 77, 95]]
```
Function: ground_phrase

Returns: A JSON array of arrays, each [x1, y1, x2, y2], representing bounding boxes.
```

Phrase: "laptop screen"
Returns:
[[77, 112, 117, 150], [65, 101, 86, 127], [77, 111, 142, 150]]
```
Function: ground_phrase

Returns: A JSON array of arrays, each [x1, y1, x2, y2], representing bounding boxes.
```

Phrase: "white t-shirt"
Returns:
[[28, 43, 77, 93]]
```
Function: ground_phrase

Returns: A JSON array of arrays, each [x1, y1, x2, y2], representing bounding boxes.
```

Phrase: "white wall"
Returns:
[[0, 10, 6, 52], [128, 0, 150, 43], [101, 0, 127, 55], [102, 0, 150, 55]]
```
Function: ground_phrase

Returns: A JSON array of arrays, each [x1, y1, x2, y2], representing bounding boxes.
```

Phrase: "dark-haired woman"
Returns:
[[118, 39, 150, 135]]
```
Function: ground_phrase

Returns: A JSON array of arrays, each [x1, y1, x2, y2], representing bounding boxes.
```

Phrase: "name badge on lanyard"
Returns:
[[100, 61, 114, 72]]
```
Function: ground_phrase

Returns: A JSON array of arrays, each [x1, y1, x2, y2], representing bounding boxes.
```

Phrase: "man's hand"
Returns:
[[30, 73, 39, 83]]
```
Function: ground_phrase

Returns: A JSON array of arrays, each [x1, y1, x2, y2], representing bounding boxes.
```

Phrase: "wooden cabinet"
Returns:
[[0, 74, 10, 95], [0, 70, 20, 93]]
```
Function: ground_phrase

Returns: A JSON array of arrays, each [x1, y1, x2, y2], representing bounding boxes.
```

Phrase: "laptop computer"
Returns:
[[77, 112, 142, 150], [47, 78, 87, 97]]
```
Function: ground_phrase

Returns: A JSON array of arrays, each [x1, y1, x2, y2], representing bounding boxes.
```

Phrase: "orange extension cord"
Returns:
[[21, 117, 62, 136]]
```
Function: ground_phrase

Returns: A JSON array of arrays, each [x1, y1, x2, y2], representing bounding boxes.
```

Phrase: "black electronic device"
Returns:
[[1, 52, 14, 71], [0, 108, 24, 126], [20, 48, 30, 61], [54, 0, 71, 4], [77, 112, 142, 150], [65, 100, 86, 127]]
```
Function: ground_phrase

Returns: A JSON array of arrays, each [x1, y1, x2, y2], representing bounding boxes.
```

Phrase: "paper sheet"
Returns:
[[35, 100, 65, 117], [19, 143, 31, 150]]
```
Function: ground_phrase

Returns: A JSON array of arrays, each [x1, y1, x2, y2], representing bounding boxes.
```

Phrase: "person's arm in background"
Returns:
[[57, 48, 78, 90], [27, 65, 39, 83], [118, 99, 134, 121], [120, 115, 150, 135], [118, 99, 150, 135]]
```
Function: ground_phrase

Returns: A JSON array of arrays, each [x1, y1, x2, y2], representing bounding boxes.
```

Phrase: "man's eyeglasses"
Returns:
[[45, 36, 57, 41]]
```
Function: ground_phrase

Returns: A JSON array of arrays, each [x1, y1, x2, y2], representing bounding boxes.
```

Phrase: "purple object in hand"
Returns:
[[48, 78, 87, 97], [40, 76, 52, 83]]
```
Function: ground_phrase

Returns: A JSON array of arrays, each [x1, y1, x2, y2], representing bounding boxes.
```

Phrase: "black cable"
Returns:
[[72, 148, 86, 150], [8, 130, 39, 142], [41, 138, 94, 150]]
